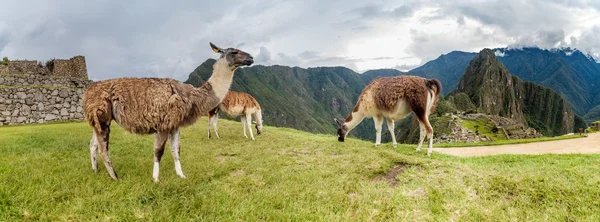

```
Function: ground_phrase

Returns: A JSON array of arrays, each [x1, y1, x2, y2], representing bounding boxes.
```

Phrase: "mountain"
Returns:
[[450, 48, 583, 136], [185, 59, 407, 141], [409, 51, 477, 95], [408, 47, 600, 123]]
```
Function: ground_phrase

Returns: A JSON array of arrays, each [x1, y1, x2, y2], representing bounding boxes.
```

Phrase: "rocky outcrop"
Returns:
[[451, 48, 579, 136]]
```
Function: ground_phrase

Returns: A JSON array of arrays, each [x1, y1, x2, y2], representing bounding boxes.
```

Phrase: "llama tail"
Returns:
[[426, 78, 442, 96], [88, 109, 103, 133]]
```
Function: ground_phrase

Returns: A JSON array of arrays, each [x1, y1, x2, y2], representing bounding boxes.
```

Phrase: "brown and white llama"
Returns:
[[335, 75, 441, 156], [207, 91, 263, 140], [83, 42, 253, 182]]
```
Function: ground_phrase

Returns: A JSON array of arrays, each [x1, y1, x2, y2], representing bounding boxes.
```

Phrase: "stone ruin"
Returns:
[[435, 112, 542, 144], [0, 56, 91, 125]]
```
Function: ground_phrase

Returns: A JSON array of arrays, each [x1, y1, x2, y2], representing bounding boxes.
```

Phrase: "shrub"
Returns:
[[0, 57, 8, 65]]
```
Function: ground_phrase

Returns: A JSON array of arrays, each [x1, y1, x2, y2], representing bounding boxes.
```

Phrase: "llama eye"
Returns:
[[231, 51, 238, 55]]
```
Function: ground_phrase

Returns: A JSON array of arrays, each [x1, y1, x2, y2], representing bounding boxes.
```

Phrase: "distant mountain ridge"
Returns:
[[408, 47, 600, 123]]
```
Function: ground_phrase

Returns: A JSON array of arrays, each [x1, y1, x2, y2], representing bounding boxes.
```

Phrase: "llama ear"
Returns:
[[334, 118, 342, 126], [210, 42, 223, 54]]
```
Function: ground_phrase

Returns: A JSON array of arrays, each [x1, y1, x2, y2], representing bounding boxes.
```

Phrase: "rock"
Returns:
[[22, 105, 31, 115], [60, 108, 69, 116], [16, 92, 27, 99], [34, 92, 46, 102], [51, 90, 58, 96], [77, 106, 83, 113], [74, 113, 83, 119], [1, 111, 10, 116], [25, 98, 35, 105], [11, 109, 19, 117], [63, 102, 71, 108], [59, 90, 70, 98], [56, 97, 63, 103], [0, 117, 4, 122], [49, 98, 55, 104], [0, 104, 6, 111], [52, 109, 59, 115], [45, 114, 57, 121], [70, 106, 76, 112], [16, 117, 27, 123], [38, 119, 44, 124]]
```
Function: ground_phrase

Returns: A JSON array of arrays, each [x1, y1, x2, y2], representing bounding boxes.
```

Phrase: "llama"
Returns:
[[335, 75, 441, 156], [207, 91, 263, 140], [83, 42, 253, 182]]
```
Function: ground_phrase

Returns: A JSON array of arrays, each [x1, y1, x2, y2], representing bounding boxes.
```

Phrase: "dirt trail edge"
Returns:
[[432, 133, 600, 157]]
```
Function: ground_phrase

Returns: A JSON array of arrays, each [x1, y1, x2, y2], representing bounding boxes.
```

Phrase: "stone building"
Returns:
[[0, 56, 91, 125]]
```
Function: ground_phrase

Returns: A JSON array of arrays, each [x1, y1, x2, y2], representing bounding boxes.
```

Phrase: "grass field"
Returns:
[[1, 120, 599, 221]]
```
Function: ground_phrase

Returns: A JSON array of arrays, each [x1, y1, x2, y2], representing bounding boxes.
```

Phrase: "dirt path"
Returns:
[[432, 133, 600, 157]]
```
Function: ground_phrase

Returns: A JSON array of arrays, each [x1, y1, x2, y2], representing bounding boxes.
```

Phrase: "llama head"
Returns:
[[334, 118, 347, 142], [253, 120, 263, 135], [210, 42, 254, 68]]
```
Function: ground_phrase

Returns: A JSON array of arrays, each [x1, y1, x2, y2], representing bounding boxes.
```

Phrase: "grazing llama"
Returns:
[[335, 75, 441, 156], [207, 91, 263, 140], [83, 42, 254, 182]]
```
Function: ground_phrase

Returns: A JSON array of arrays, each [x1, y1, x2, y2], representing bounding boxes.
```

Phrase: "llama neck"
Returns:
[[254, 109, 263, 126], [343, 111, 364, 134], [207, 59, 236, 101]]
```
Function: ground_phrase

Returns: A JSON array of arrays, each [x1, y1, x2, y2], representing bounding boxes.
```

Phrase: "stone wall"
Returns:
[[0, 55, 90, 126], [0, 88, 85, 125], [52, 56, 87, 78], [0, 56, 88, 79], [7, 60, 49, 75], [0, 74, 91, 88]]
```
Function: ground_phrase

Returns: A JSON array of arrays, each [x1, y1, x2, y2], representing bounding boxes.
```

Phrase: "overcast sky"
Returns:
[[1, 0, 599, 81]]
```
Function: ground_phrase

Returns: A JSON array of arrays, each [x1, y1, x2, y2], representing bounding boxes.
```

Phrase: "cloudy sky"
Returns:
[[1, 0, 599, 81]]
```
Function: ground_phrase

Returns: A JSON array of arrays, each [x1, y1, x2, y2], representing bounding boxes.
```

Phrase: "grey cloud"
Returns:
[[0, 0, 599, 81], [353, 3, 416, 19], [569, 25, 600, 60], [536, 29, 566, 48], [393, 63, 420, 71], [256, 46, 272, 63]]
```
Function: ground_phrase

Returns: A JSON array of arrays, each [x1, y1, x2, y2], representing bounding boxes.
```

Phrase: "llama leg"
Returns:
[[424, 118, 434, 156], [373, 115, 383, 146], [416, 121, 425, 152], [207, 115, 212, 139], [246, 113, 255, 140], [97, 126, 118, 180], [212, 112, 220, 139], [152, 131, 169, 183], [89, 131, 98, 173], [169, 128, 186, 179], [386, 118, 397, 148], [241, 116, 248, 138]]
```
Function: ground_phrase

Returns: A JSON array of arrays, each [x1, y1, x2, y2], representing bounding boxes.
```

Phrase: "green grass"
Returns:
[[461, 119, 500, 140], [1, 120, 599, 221], [436, 134, 586, 148]]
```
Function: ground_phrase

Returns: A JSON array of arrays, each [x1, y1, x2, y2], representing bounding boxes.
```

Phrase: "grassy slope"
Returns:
[[1, 121, 599, 221]]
